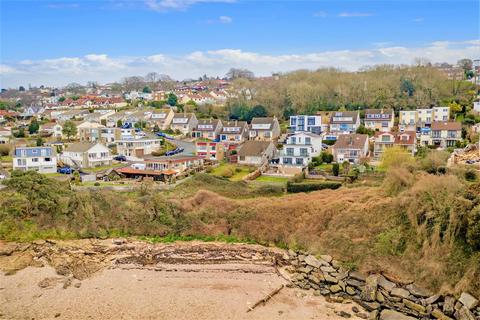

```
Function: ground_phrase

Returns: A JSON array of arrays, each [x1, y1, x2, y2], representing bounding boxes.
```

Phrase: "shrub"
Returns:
[[286, 181, 341, 193], [94, 182, 100, 187], [465, 170, 477, 181], [235, 167, 242, 173], [321, 152, 334, 163], [220, 167, 234, 178], [467, 205, 480, 250], [0, 144, 10, 156], [322, 140, 336, 146], [151, 150, 166, 157], [332, 163, 340, 176]]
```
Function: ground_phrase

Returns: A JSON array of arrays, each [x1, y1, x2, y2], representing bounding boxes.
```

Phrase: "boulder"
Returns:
[[377, 275, 396, 292], [403, 298, 427, 314], [330, 284, 342, 293], [350, 271, 366, 282], [424, 294, 441, 305], [431, 308, 454, 320], [443, 296, 455, 315], [390, 288, 411, 299], [346, 286, 356, 295], [458, 292, 479, 310], [321, 265, 337, 273], [406, 283, 432, 298], [304, 255, 323, 268], [320, 255, 333, 263], [455, 306, 476, 320], [324, 274, 338, 284], [379, 309, 417, 320], [347, 279, 365, 288]]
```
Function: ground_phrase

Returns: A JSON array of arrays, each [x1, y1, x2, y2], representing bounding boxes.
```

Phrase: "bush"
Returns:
[[151, 150, 166, 157], [465, 170, 477, 181], [287, 181, 341, 193], [0, 144, 10, 156], [235, 167, 242, 173], [321, 152, 333, 163], [322, 140, 336, 146], [94, 182, 100, 187], [332, 163, 340, 176], [220, 167, 234, 178], [467, 205, 480, 250]]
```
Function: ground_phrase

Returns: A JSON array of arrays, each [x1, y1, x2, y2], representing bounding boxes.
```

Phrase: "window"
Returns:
[[307, 117, 316, 125], [305, 137, 311, 145], [290, 137, 296, 144], [32, 158, 39, 162], [283, 157, 292, 164], [296, 158, 304, 165], [300, 148, 308, 156], [290, 118, 297, 126], [45, 157, 51, 162], [286, 148, 294, 156]]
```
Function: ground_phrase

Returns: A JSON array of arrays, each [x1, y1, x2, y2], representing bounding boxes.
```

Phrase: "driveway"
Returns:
[[172, 138, 195, 155]]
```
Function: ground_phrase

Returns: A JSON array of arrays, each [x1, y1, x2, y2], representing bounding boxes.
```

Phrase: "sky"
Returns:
[[0, 0, 479, 88]]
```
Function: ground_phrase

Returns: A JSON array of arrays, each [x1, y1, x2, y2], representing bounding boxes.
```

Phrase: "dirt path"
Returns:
[[0, 239, 367, 320]]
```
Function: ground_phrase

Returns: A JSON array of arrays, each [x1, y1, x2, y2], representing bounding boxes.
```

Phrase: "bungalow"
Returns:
[[54, 109, 89, 121], [144, 155, 204, 173], [332, 134, 369, 164], [430, 121, 462, 148], [249, 117, 281, 141], [289, 115, 323, 134], [60, 142, 112, 168], [373, 131, 416, 160], [13, 146, 57, 173], [170, 113, 198, 135], [329, 111, 360, 134], [278, 132, 323, 167], [116, 137, 162, 158], [237, 140, 275, 166], [192, 119, 223, 140], [195, 141, 224, 161], [364, 109, 395, 132], [149, 108, 175, 130], [219, 120, 248, 144]]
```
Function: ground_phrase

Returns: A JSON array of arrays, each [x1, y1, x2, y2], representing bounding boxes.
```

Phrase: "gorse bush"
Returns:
[[286, 181, 341, 193]]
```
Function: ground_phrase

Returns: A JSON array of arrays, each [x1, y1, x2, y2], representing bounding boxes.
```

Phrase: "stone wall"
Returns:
[[278, 249, 480, 320]]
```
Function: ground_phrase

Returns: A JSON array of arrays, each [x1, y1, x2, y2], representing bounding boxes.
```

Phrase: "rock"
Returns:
[[376, 291, 385, 303], [406, 283, 431, 298], [54, 313, 61, 318], [346, 279, 365, 288], [346, 286, 356, 295], [379, 309, 417, 320], [403, 298, 427, 314], [335, 310, 351, 318], [455, 306, 476, 320], [458, 292, 479, 310], [424, 294, 441, 305], [431, 308, 454, 320], [390, 287, 411, 299], [321, 265, 337, 273], [355, 300, 381, 312], [443, 296, 455, 315], [368, 310, 379, 320], [313, 290, 321, 296], [297, 266, 313, 274], [324, 274, 338, 284], [304, 255, 322, 268], [297, 254, 305, 262], [338, 280, 346, 291], [74, 282, 81, 288], [361, 275, 378, 302], [331, 260, 341, 269], [320, 255, 333, 263], [357, 313, 368, 319], [350, 271, 366, 282], [32, 239, 46, 245], [330, 284, 342, 293], [308, 274, 322, 285], [288, 249, 297, 258], [377, 275, 396, 292], [352, 306, 360, 313]]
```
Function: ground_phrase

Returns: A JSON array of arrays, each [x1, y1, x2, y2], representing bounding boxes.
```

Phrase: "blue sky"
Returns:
[[0, 0, 479, 87]]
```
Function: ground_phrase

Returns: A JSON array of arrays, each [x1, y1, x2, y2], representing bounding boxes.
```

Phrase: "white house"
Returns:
[[170, 113, 198, 135], [116, 137, 162, 158], [278, 132, 323, 167], [473, 101, 480, 113], [249, 117, 281, 141], [329, 111, 360, 134], [289, 115, 322, 134], [60, 142, 112, 168], [364, 109, 395, 132], [40, 122, 63, 139], [13, 146, 57, 173]]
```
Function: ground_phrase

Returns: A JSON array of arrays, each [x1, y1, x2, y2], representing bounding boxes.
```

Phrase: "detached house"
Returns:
[[278, 132, 323, 168], [13, 146, 57, 173], [237, 140, 275, 166], [77, 121, 105, 142], [332, 134, 369, 164], [116, 137, 161, 158], [219, 120, 249, 144], [60, 142, 112, 168], [40, 122, 63, 139], [364, 109, 395, 132], [373, 131, 416, 160], [149, 108, 175, 130], [289, 115, 323, 134], [248, 117, 281, 141], [329, 111, 360, 134], [170, 113, 198, 135], [192, 119, 223, 140], [430, 121, 462, 148]]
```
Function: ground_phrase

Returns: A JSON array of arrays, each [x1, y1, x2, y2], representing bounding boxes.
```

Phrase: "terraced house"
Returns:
[[191, 119, 222, 140], [219, 120, 249, 144], [13, 146, 57, 173]]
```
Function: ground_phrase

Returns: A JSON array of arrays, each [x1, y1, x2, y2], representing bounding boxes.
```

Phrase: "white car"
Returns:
[[0, 174, 6, 180]]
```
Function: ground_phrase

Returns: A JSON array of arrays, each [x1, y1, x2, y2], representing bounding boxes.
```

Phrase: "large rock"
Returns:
[[431, 308, 454, 320], [424, 294, 441, 305], [324, 273, 338, 284], [377, 275, 396, 292], [320, 255, 333, 263], [403, 298, 427, 314], [443, 296, 456, 315], [304, 255, 325, 268], [379, 309, 417, 320], [390, 287, 411, 299], [406, 283, 432, 297], [455, 306, 476, 320], [350, 271, 366, 282], [361, 275, 379, 302], [321, 265, 337, 273], [458, 292, 479, 310], [330, 284, 342, 293]]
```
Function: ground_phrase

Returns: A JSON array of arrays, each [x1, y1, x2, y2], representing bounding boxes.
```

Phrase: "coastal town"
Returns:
[[0, 68, 479, 189]]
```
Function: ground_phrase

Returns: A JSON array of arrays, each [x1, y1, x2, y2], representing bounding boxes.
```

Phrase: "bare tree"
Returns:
[[226, 68, 255, 80], [122, 76, 145, 91]]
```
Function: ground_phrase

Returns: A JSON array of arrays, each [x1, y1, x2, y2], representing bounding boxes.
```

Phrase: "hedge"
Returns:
[[286, 181, 342, 193]]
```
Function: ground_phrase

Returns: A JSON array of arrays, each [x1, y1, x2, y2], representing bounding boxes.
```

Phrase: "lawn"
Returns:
[[254, 175, 289, 183], [82, 163, 125, 173], [80, 181, 125, 187], [0, 156, 13, 162], [210, 163, 254, 181]]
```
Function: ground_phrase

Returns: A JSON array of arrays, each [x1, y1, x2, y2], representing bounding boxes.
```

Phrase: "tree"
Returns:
[[342, 161, 351, 175], [18, 86, 25, 92], [14, 128, 25, 138], [28, 118, 40, 134], [58, 97, 66, 102], [250, 105, 268, 118], [167, 93, 178, 106], [400, 78, 415, 97], [332, 163, 340, 176], [142, 86, 152, 93], [226, 68, 255, 80], [116, 119, 123, 127], [36, 137, 44, 146], [457, 59, 473, 73], [448, 101, 463, 115], [62, 121, 77, 141]]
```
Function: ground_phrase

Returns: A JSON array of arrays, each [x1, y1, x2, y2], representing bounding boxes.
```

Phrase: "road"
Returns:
[[171, 138, 195, 155]]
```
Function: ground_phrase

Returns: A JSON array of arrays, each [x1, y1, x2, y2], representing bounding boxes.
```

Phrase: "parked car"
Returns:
[[114, 155, 127, 162], [0, 174, 6, 180], [57, 167, 73, 174]]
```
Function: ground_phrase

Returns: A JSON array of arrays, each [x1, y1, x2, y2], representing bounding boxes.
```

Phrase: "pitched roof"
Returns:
[[364, 109, 394, 121], [64, 142, 97, 153], [221, 120, 247, 133], [195, 119, 221, 131], [250, 117, 277, 130], [395, 131, 416, 145], [431, 121, 461, 131], [238, 140, 272, 157], [333, 134, 368, 149], [330, 111, 359, 124]]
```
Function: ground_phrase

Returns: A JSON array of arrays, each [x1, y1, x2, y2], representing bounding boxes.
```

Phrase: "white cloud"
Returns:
[[413, 17, 424, 23], [313, 11, 327, 18], [338, 12, 373, 18], [1, 40, 478, 88], [219, 15, 232, 23], [46, 3, 80, 9], [144, 0, 235, 12]]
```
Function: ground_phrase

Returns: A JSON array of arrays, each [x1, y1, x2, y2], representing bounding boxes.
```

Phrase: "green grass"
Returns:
[[255, 175, 289, 183], [138, 233, 257, 244], [82, 163, 125, 173], [210, 163, 253, 181], [0, 155, 12, 162], [80, 181, 125, 187]]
